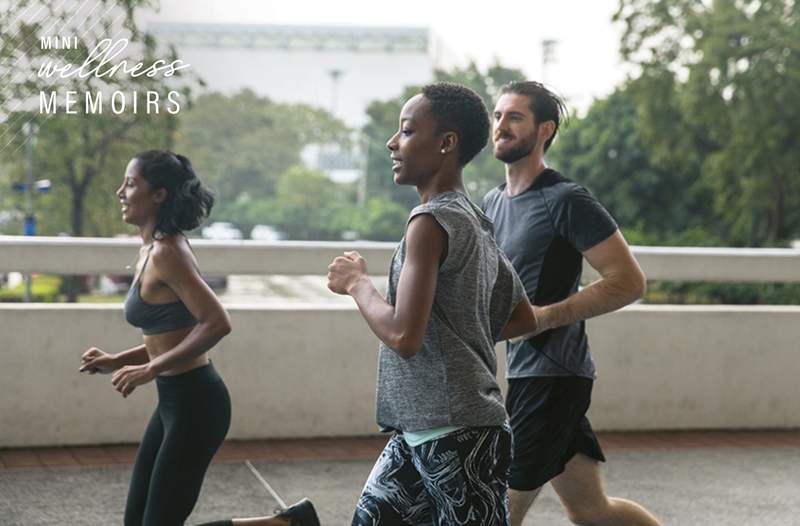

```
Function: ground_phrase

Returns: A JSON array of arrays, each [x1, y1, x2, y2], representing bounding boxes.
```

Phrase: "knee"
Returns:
[[565, 501, 610, 526]]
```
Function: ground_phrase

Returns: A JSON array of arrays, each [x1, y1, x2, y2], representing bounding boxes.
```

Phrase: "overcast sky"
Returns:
[[142, 0, 633, 113]]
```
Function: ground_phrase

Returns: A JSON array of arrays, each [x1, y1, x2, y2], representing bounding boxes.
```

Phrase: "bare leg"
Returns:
[[196, 516, 291, 526], [508, 486, 542, 526], [231, 517, 290, 525], [550, 453, 662, 526]]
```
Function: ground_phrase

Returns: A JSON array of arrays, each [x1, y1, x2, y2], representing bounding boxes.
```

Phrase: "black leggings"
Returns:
[[124, 362, 231, 526]]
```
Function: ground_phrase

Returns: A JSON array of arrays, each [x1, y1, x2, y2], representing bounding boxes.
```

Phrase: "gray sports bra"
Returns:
[[124, 245, 198, 335]]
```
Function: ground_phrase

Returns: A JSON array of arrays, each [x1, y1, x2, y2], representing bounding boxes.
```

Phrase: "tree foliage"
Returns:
[[0, 0, 192, 239], [615, 0, 800, 244], [175, 89, 351, 205], [549, 84, 717, 237]]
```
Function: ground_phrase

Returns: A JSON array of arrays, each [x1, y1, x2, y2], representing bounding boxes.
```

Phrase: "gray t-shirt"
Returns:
[[376, 191, 526, 433], [482, 169, 618, 379]]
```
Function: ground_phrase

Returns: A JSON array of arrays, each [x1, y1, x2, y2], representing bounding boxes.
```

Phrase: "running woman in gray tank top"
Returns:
[[328, 83, 542, 526]]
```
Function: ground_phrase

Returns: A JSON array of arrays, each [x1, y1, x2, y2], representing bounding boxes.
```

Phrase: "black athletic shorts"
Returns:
[[506, 376, 605, 491]]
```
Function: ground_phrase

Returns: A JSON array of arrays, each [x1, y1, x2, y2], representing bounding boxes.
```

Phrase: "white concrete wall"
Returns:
[[2, 237, 799, 447], [2, 303, 799, 447]]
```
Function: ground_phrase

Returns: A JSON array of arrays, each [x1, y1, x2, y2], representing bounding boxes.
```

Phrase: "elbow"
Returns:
[[210, 313, 232, 340], [630, 269, 647, 302], [390, 331, 423, 359]]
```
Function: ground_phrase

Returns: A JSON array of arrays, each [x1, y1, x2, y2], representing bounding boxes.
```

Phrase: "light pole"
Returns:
[[357, 129, 369, 207], [328, 68, 343, 116], [19, 121, 43, 301], [541, 39, 558, 85]]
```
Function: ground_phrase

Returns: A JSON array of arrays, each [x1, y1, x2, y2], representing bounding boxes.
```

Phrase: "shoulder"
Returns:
[[540, 171, 587, 206], [407, 193, 478, 243], [150, 236, 195, 275], [482, 186, 503, 206], [410, 193, 463, 221], [404, 213, 447, 264]]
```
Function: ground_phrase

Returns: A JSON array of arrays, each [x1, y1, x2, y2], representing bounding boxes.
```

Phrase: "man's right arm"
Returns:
[[535, 230, 645, 332]]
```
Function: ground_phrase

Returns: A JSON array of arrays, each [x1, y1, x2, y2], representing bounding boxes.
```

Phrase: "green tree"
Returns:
[[0, 0, 193, 239], [260, 166, 356, 241], [353, 197, 409, 241], [549, 84, 717, 238], [0, 1, 196, 300], [615, 0, 800, 245], [175, 89, 351, 206]]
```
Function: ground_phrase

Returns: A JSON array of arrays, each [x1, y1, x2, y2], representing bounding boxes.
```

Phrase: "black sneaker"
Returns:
[[276, 498, 321, 526]]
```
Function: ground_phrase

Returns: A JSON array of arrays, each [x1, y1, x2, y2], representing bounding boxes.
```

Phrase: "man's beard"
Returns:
[[494, 130, 537, 163]]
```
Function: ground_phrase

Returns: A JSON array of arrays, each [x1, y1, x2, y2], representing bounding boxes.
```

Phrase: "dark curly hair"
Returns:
[[420, 82, 489, 166], [500, 81, 568, 152], [133, 150, 214, 238]]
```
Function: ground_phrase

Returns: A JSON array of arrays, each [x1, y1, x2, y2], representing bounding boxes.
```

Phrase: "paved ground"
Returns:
[[217, 275, 384, 304], [2, 432, 799, 525]]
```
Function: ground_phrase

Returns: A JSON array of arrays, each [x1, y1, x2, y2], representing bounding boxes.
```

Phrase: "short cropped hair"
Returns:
[[421, 82, 490, 166]]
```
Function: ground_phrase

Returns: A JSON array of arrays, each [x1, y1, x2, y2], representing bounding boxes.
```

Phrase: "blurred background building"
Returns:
[[146, 22, 451, 127]]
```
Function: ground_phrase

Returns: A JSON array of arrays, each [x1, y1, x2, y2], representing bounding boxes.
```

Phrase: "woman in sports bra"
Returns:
[[79, 151, 318, 526]]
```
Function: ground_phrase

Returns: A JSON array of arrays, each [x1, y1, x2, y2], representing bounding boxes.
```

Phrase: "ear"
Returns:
[[152, 188, 168, 204], [440, 131, 459, 154], [539, 120, 557, 145]]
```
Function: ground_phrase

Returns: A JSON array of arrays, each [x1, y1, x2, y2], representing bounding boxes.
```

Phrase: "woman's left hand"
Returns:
[[327, 251, 368, 295], [111, 364, 156, 398]]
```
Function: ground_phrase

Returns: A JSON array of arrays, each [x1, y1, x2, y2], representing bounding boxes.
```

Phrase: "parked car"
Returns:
[[250, 224, 283, 241], [201, 222, 243, 240]]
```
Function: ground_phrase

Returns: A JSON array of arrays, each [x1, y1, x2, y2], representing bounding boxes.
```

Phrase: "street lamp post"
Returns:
[[541, 39, 558, 85], [23, 122, 37, 301], [20, 121, 42, 301], [328, 68, 343, 116]]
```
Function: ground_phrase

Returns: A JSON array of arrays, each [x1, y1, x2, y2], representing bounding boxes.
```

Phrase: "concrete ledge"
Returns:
[[1, 303, 799, 447], [2, 236, 800, 281]]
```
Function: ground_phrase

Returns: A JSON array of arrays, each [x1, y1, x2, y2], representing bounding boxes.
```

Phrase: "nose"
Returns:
[[116, 184, 124, 198], [494, 113, 509, 130], [386, 131, 399, 151]]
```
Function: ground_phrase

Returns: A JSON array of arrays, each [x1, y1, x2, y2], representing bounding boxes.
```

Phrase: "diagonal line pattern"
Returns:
[[0, 0, 89, 134], [0, 0, 98, 134], [0, 2, 127, 159], [0, 0, 53, 120], [1, 0, 81, 92], [1, 0, 48, 45], [0, 1, 119, 155]]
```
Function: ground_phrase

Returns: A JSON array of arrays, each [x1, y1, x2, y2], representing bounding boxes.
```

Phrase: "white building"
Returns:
[[146, 22, 448, 127]]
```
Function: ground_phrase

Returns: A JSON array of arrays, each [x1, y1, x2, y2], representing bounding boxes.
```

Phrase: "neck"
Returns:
[[504, 151, 548, 197], [137, 217, 158, 245], [418, 169, 465, 203]]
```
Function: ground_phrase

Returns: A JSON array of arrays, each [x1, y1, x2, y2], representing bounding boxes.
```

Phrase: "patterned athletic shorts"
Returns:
[[351, 425, 512, 526]]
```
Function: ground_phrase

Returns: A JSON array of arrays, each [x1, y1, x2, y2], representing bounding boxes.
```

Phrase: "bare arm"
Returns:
[[80, 343, 148, 374], [497, 296, 539, 341], [328, 214, 445, 358], [109, 241, 232, 396], [114, 344, 150, 366], [536, 230, 646, 332], [144, 243, 232, 375]]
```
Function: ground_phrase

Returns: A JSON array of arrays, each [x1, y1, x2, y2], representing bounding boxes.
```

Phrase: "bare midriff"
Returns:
[[143, 325, 208, 376]]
